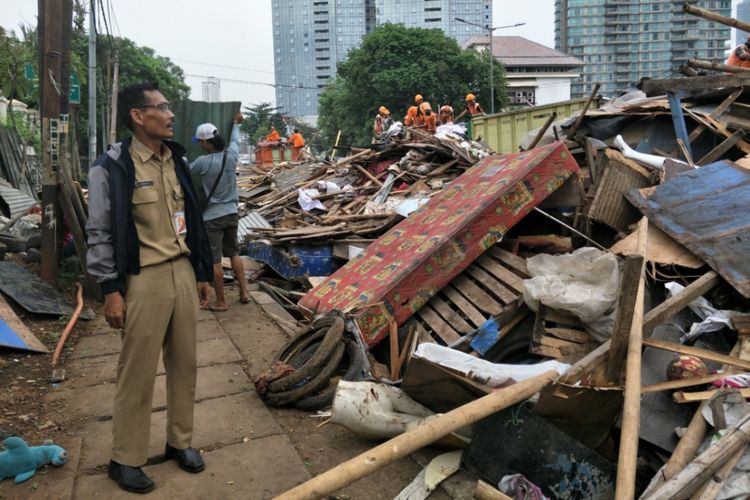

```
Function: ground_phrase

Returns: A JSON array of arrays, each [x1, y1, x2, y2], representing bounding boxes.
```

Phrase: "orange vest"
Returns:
[[289, 133, 305, 148], [727, 47, 750, 68], [404, 106, 418, 126]]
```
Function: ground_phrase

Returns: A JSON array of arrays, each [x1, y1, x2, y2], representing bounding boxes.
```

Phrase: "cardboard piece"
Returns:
[[610, 219, 703, 269]]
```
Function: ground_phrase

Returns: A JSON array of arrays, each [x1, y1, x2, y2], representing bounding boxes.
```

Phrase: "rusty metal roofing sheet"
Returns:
[[0, 180, 37, 218], [626, 161, 750, 297]]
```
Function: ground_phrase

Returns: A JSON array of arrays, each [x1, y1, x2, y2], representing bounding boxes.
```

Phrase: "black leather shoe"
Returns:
[[108, 460, 155, 494], [164, 443, 205, 473]]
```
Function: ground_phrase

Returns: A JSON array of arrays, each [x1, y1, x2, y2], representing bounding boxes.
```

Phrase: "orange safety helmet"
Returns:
[[414, 94, 423, 103], [379, 106, 390, 115], [466, 93, 476, 101]]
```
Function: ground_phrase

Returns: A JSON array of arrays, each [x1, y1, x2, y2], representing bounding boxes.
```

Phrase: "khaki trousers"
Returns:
[[112, 257, 198, 466]]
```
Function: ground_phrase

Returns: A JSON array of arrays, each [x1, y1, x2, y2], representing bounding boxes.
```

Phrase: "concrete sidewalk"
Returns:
[[1, 288, 311, 500]]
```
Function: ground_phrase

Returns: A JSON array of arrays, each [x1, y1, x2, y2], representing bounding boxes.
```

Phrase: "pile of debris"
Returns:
[[252, 55, 750, 499]]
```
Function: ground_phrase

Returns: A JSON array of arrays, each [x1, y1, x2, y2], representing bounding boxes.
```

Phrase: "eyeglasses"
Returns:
[[138, 102, 171, 112]]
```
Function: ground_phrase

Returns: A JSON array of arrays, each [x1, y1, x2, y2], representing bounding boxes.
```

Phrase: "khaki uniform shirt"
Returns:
[[129, 137, 190, 267]]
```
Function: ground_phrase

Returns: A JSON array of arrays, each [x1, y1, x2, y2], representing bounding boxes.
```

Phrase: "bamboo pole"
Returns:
[[615, 218, 648, 500], [567, 82, 601, 138], [688, 58, 750, 74], [474, 480, 513, 500], [276, 370, 558, 500], [683, 4, 750, 33]]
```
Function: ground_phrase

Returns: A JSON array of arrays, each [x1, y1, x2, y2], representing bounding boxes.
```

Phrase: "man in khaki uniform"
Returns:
[[86, 82, 213, 494]]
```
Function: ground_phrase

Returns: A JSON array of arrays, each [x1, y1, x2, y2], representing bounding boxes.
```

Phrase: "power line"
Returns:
[[185, 73, 319, 90], [174, 58, 274, 75]]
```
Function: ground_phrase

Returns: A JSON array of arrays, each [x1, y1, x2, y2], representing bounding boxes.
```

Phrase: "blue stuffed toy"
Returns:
[[0, 436, 68, 483]]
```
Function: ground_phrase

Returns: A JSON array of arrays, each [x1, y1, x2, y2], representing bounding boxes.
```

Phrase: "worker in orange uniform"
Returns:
[[727, 34, 750, 68], [418, 102, 437, 133], [287, 128, 305, 160], [404, 94, 423, 127], [373, 106, 392, 137], [456, 93, 485, 121], [439, 105, 454, 125], [266, 126, 281, 142]]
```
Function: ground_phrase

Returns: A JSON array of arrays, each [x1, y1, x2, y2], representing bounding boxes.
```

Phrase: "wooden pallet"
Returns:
[[531, 305, 596, 361], [415, 246, 529, 345]]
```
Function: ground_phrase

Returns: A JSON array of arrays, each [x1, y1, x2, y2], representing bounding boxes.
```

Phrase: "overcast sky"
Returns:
[[0, 0, 739, 108]]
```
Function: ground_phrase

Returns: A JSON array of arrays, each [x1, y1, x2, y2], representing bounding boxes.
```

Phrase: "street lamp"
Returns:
[[455, 17, 525, 114]]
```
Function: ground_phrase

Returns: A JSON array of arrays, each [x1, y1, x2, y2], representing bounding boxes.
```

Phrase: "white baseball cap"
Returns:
[[192, 123, 218, 143]]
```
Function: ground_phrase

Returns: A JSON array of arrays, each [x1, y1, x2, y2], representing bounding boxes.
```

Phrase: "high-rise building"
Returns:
[[375, 0, 491, 45], [201, 77, 220, 103], [555, 0, 731, 99], [272, 0, 491, 120], [737, 0, 750, 47]]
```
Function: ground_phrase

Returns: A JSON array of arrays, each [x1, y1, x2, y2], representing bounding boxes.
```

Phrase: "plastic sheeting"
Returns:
[[522, 247, 621, 342], [170, 100, 241, 162]]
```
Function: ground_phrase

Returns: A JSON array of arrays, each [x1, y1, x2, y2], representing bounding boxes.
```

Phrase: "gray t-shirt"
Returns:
[[189, 123, 240, 222]]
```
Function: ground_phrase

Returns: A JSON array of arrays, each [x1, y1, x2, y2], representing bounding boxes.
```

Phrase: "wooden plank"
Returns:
[[441, 286, 486, 328], [429, 295, 474, 335], [607, 254, 645, 384], [0, 293, 49, 353], [643, 337, 750, 371], [641, 372, 728, 393], [687, 88, 743, 143], [477, 253, 525, 293], [452, 275, 503, 316], [546, 327, 595, 344], [639, 74, 750, 97], [642, 271, 720, 334], [487, 247, 529, 276], [673, 388, 750, 404], [417, 304, 462, 344], [697, 129, 745, 166], [465, 265, 517, 304]]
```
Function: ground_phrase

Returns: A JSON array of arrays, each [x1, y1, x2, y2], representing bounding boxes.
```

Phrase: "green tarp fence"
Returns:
[[171, 100, 241, 162]]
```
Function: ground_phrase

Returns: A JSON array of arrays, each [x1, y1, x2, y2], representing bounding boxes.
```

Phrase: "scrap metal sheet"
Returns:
[[299, 141, 580, 346], [626, 161, 750, 297]]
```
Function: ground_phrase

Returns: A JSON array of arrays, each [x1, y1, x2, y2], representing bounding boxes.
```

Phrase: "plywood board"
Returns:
[[0, 293, 48, 353]]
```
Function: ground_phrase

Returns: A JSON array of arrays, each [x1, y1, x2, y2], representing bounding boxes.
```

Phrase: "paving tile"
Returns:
[[75, 435, 311, 500], [79, 392, 281, 470], [46, 364, 252, 421]]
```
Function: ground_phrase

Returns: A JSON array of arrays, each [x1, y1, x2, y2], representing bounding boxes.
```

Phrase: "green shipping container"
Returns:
[[471, 98, 599, 154]]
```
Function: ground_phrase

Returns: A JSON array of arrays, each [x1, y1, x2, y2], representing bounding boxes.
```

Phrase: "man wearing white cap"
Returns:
[[190, 112, 250, 311]]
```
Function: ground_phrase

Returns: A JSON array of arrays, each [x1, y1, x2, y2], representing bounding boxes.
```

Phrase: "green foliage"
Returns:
[[317, 23, 507, 146], [0, 26, 37, 105], [8, 110, 41, 153]]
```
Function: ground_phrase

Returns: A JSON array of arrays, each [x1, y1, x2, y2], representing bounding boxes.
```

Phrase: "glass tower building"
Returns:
[[554, 0, 731, 99], [272, 0, 491, 119]]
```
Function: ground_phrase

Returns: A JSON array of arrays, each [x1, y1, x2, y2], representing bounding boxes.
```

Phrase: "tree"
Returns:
[[317, 23, 507, 147]]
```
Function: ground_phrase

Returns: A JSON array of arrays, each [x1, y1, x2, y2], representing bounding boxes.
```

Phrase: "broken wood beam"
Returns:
[[524, 112, 557, 151], [275, 370, 558, 500], [642, 337, 750, 371], [641, 372, 727, 393], [567, 83, 601, 138], [678, 65, 699, 77], [687, 88, 743, 144], [615, 217, 648, 500], [639, 74, 750, 97], [673, 387, 750, 403], [642, 271, 720, 334], [683, 3, 750, 34], [687, 58, 750, 74], [690, 442, 748, 500], [696, 129, 745, 165], [607, 254, 646, 384], [644, 410, 750, 500]]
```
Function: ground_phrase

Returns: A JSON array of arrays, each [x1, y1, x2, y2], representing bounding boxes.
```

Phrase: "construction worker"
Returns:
[[456, 93, 485, 121], [266, 126, 281, 142], [727, 34, 750, 68], [439, 104, 454, 125], [404, 94, 423, 127], [418, 102, 437, 133], [373, 106, 392, 137], [287, 128, 305, 159]]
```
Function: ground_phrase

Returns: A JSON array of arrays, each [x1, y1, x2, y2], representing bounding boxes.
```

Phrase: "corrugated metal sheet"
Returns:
[[237, 211, 272, 244], [626, 161, 750, 298], [0, 180, 37, 218]]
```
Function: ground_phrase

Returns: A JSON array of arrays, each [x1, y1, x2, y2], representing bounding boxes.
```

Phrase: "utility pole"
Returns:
[[88, 0, 97, 162], [109, 58, 119, 145], [39, 0, 64, 285]]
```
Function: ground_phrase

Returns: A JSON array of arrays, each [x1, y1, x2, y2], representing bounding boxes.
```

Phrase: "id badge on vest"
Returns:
[[173, 211, 187, 235]]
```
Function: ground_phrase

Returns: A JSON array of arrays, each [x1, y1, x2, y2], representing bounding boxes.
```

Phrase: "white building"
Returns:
[[201, 77, 221, 103], [463, 36, 583, 107]]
